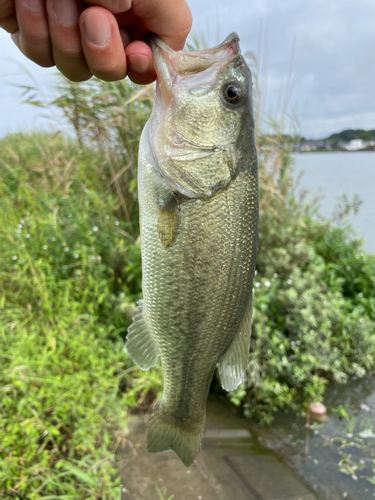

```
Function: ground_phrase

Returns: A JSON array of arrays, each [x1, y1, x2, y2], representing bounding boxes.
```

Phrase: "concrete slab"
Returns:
[[120, 397, 319, 500], [227, 455, 316, 500], [120, 414, 230, 500]]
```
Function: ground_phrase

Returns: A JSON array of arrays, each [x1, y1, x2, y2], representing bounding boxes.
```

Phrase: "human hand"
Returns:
[[0, 0, 192, 83]]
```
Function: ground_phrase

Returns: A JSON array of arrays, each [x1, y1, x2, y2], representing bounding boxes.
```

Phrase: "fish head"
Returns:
[[148, 33, 256, 198]]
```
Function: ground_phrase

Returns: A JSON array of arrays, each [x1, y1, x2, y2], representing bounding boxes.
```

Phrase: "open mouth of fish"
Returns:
[[150, 32, 241, 83], [148, 33, 244, 191]]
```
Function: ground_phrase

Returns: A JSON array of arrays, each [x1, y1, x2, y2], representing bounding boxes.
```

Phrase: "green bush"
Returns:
[[227, 149, 375, 423], [0, 130, 161, 498]]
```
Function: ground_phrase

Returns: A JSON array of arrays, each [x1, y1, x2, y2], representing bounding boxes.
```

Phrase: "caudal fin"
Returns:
[[147, 403, 205, 466]]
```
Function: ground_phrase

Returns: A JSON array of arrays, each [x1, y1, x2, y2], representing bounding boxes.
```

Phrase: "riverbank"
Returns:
[[122, 396, 317, 500], [123, 386, 375, 500]]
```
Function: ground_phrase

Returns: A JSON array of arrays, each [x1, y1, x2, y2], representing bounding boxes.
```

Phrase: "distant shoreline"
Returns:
[[294, 149, 375, 154]]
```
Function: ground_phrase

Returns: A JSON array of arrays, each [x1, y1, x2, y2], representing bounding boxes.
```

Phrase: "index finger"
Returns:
[[85, 0, 192, 50]]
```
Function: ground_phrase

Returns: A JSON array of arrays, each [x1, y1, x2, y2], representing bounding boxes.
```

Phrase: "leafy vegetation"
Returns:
[[327, 129, 375, 143], [0, 116, 161, 497], [1, 62, 375, 497], [297, 129, 375, 144], [228, 131, 375, 423]]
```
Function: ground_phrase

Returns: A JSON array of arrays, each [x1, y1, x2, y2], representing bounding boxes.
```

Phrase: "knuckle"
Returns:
[[56, 42, 83, 60], [88, 52, 125, 77], [183, 5, 193, 31], [28, 53, 55, 67], [54, 51, 92, 81], [21, 41, 54, 67], [21, 30, 50, 49]]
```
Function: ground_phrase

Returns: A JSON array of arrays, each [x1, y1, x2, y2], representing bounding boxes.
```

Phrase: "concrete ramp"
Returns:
[[120, 408, 318, 500]]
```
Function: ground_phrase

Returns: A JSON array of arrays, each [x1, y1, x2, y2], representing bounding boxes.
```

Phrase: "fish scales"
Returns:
[[140, 161, 258, 412], [126, 32, 258, 465]]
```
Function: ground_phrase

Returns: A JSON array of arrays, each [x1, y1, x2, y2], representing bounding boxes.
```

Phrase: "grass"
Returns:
[[0, 129, 162, 498]]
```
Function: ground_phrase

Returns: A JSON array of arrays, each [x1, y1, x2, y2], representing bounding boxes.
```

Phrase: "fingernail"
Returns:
[[128, 54, 149, 73], [24, 0, 43, 12], [52, 0, 79, 27], [83, 12, 111, 47]]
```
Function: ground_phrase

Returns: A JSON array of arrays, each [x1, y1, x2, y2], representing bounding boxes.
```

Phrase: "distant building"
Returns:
[[344, 139, 365, 151], [300, 144, 313, 152]]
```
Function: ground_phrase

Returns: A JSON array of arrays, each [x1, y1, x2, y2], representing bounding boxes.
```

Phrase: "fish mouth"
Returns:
[[150, 32, 241, 89], [148, 34, 246, 198]]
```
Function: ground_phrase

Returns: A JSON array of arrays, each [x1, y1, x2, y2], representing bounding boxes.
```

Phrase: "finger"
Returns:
[[0, 0, 15, 19], [83, 0, 132, 15], [46, 0, 91, 82], [14, 0, 54, 67], [0, 12, 18, 33], [125, 40, 156, 85], [80, 6, 126, 81], [119, 26, 130, 48], [131, 0, 192, 51], [84, 0, 192, 50]]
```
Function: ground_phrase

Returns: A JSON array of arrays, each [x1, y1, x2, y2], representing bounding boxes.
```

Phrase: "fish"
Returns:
[[126, 32, 258, 466]]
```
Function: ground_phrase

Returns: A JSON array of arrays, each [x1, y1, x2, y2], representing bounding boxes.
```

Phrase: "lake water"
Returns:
[[292, 152, 375, 254]]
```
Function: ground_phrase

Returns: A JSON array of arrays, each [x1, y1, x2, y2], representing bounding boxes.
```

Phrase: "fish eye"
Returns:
[[222, 82, 243, 104]]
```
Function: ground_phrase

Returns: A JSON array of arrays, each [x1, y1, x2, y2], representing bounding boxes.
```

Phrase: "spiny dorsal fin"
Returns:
[[125, 300, 158, 370], [217, 302, 253, 391], [157, 192, 180, 249]]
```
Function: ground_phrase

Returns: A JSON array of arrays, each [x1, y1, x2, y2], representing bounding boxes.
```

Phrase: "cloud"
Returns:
[[0, 0, 374, 138], [0, 35, 58, 138], [188, 0, 375, 138]]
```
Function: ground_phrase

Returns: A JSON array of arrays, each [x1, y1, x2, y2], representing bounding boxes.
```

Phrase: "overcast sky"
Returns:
[[1, 0, 374, 139]]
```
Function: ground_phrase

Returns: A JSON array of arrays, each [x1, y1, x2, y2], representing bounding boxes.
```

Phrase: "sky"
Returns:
[[0, 0, 374, 139]]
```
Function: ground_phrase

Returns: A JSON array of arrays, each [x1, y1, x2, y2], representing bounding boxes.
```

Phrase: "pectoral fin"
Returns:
[[157, 192, 180, 249], [125, 300, 158, 370], [217, 302, 253, 391]]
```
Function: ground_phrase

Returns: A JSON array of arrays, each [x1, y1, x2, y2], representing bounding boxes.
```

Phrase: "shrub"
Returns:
[[0, 131, 159, 498], [227, 143, 375, 423]]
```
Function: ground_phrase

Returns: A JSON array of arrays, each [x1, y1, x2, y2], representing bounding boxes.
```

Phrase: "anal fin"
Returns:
[[218, 302, 253, 391], [125, 300, 158, 370]]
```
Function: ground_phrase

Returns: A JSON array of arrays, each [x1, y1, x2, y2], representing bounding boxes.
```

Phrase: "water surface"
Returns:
[[293, 152, 375, 253]]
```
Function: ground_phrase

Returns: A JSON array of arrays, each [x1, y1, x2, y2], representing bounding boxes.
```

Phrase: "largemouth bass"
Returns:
[[126, 33, 258, 466]]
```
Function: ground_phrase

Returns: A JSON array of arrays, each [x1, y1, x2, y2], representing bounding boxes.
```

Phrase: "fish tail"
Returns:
[[147, 403, 205, 466]]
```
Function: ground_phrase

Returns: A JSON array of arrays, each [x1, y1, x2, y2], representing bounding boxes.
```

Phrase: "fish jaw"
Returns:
[[150, 32, 241, 92]]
